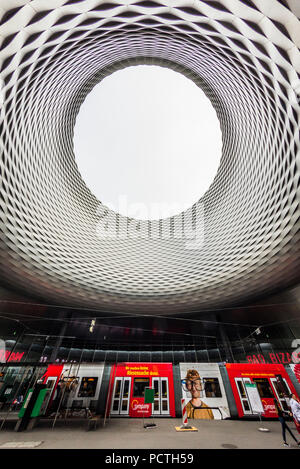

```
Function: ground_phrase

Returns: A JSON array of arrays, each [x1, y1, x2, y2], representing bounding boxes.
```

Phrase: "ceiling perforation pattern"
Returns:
[[0, 0, 300, 314]]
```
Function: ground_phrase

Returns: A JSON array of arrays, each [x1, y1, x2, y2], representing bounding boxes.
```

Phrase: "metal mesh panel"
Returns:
[[0, 0, 299, 314]]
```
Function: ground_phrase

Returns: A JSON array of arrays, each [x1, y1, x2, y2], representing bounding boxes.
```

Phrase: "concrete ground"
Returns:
[[0, 418, 300, 449]]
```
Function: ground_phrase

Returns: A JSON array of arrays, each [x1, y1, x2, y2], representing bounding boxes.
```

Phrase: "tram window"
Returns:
[[252, 378, 273, 398], [154, 380, 159, 397], [237, 381, 246, 398], [203, 378, 222, 397], [123, 379, 130, 398], [77, 377, 98, 398], [72, 400, 82, 408], [133, 378, 150, 397], [272, 382, 289, 410], [162, 400, 168, 411], [114, 380, 121, 398], [89, 400, 97, 411], [273, 381, 285, 399], [161, 380, 168, 397], [274, 376, 290, 396], [112, 400, 119, 411], [243, 400, 250, 411]]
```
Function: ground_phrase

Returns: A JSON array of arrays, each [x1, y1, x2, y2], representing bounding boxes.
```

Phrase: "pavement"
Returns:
[[0, 418, 300, 449]]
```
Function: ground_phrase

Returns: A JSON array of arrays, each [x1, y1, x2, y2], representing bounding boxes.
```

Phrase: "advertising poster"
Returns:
[[179, 363, 230, 420]]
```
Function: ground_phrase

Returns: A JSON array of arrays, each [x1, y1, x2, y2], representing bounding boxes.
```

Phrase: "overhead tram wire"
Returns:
[[1, 314, 217, 341], [0, 309, 260, 330], [1, 298, 299, 328], [3, 305, 297, 345]]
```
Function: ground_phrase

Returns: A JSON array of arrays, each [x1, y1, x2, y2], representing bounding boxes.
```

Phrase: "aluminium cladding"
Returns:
[[0, 0, 300, 314]]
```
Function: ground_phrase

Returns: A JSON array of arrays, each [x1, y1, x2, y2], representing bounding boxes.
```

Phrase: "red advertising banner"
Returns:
[[246, 352, 300, 365], [0, 349, 24, 362]]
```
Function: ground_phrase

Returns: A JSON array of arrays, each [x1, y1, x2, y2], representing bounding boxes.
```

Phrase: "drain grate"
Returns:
[[0, 441, 43, 448], [221, 443, 238, 449]]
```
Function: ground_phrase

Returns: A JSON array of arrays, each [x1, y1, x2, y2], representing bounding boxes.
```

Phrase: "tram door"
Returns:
[[152, 377, 169, 415], [270, 377, 291, 411], [111, 377, 131, 415], [234, 377, 252, 415]]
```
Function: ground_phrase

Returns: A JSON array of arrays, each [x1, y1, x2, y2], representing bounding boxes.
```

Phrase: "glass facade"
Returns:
[[0, 322, 299, 365], [0, 303, 299, 366]]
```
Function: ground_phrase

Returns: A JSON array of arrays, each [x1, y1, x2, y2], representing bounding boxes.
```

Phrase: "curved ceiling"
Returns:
[[0, 0, 300, 314]]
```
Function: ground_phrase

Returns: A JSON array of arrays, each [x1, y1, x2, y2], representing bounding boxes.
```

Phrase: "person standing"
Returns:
[[274, 398, 300, 447], [289, 394, 300, 424]]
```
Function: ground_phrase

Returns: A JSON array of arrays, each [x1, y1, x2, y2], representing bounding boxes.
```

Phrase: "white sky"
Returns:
[[74, 65, 222, 220]]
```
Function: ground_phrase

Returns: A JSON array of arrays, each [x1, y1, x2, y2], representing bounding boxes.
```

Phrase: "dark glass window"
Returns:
[[274, 375, 290, 396], [237, 381, 246, 398], [93, 350, 105, 362], [77, 377, 98, 398], [133, 378, 149, 397], [112, 400, 119, 411], [243, 400, 250, 411], [72, 400, 82, 408], [252, 378, 274, 398], [117, 351, 129, 362], [89, 400, 97, 411], [203, 378, 222, 398]]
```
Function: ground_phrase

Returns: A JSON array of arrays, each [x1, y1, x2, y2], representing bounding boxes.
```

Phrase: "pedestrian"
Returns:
[[274, 398, 300, 447], [289, 394, 300, 424]]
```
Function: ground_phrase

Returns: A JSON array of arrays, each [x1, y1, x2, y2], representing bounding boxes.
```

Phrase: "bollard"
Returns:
[[180, 398, 193, 430]]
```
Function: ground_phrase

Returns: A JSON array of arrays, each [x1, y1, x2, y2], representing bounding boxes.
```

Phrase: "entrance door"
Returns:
[[110, 377, 131, 415], [235, 377, 252, 415], [152, 377, 169, 415]]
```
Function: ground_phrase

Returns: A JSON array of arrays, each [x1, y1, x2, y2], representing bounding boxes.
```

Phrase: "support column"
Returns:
[[218, 320, 235, 363], [49, 312, 69, 363]]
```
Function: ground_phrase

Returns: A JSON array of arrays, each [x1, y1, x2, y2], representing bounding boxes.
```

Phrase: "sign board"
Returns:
[[144, 388, 155, 404], [18, 389, 34, 418], [245, 383, 264, 414], [31, 388, 51, 418]]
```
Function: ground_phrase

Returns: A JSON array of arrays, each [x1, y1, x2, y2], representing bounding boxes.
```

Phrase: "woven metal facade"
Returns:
[[0, 0, 300, 314]]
